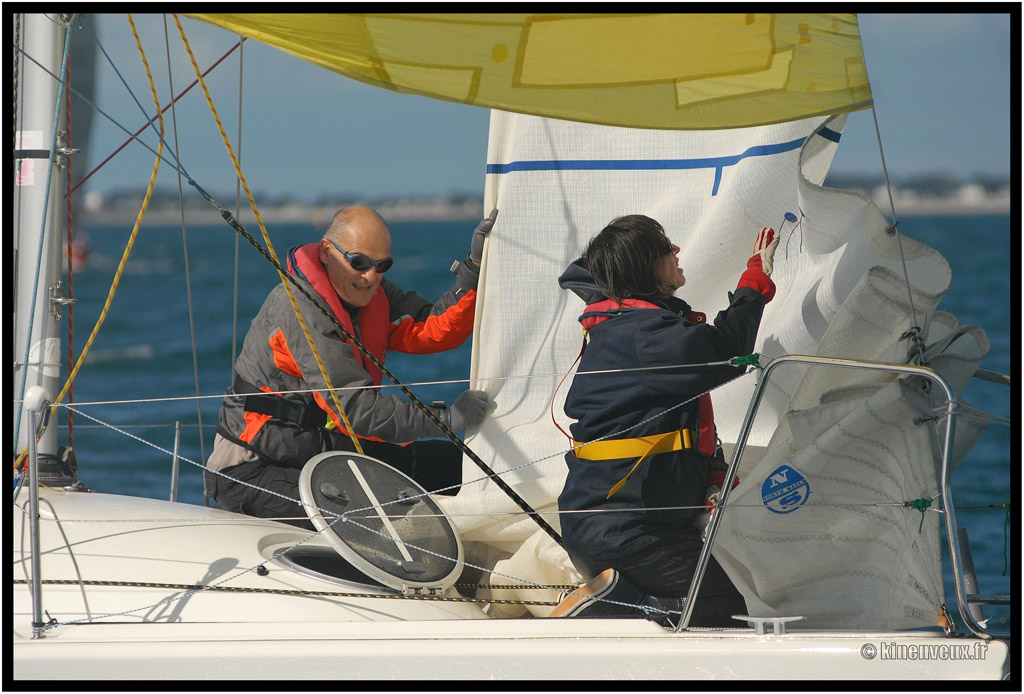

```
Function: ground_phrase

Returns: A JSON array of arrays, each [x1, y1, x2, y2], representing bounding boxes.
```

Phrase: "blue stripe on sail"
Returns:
[[486, 130, 841, 195], [818, 127, 842, 144]]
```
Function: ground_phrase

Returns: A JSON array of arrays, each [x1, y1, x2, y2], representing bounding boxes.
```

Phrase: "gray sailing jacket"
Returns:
[[211, 242, 479, 471]]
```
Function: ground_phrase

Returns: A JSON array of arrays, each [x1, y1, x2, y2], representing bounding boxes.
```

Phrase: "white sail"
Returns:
[[445, 109, 989, 624]]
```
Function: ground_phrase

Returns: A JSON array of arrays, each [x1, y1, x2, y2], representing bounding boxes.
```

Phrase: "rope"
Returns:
[[904, 497, 933, 533], [12, 579, 557, 608], [83, 16, 191, 175], [172, 15, 366, 457], [13, 12, 22, 179]]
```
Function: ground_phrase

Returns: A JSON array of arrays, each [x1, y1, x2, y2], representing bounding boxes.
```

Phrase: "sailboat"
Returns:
[[13, 13, 1010, 680]]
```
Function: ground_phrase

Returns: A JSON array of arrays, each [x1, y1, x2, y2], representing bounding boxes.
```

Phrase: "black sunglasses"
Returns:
[[327, 239, 393, 273]]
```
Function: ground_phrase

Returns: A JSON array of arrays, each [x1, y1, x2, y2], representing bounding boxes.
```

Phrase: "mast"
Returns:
[[14, 13, 73, 482]]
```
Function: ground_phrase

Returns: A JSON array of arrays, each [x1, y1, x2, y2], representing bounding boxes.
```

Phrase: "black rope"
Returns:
[[202, 200, 563, 547]]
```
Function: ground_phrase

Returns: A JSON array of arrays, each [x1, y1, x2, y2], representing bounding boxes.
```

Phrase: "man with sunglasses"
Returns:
[[207, 205, 497, 528]]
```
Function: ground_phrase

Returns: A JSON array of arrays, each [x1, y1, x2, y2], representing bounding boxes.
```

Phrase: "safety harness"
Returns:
[[554, 298, 715, 498], [234, 372, 327, 429]]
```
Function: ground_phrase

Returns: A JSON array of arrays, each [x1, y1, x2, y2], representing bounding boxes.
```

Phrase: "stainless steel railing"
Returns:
[[679, 354, 1009, 639]]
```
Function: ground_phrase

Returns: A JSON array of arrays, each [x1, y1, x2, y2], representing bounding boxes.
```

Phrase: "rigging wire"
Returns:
[[51, 363, 756, 519], [231, 33, 245, 432], [11, 14, 244, 477], [867, 105, 926, 364], [62, 29, 79, 455], [856, 31, 926, 364], [68, 32, 246, 196], [13, 359, 1012, 427], [159, 13, 209, 498], [224, 27, 245, 505], [10, 16, 243, 470], [75, 16, 191, 177]]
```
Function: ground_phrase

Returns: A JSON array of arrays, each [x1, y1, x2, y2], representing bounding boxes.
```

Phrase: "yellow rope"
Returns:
[[172, 15, 363, 453], [14, 14, 162, 471]]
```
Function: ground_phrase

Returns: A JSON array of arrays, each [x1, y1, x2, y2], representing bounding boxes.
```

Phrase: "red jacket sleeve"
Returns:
[[736, 255, 776, 303]]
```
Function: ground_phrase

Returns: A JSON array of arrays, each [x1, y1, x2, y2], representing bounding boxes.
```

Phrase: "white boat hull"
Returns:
[[13, 489, 1008, 680], [14, 619, 1009, 680]]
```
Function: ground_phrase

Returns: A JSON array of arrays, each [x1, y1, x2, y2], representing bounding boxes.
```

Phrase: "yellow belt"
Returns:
[[573, 429, 692, 499]]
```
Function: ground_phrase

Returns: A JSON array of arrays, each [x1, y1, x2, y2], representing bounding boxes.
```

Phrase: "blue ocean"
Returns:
[[57, 213, 1011, 630]]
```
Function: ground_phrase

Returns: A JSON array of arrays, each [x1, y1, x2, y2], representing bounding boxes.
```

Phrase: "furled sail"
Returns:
[[189, 13, 872, 129], [444, 109, 988, 627]]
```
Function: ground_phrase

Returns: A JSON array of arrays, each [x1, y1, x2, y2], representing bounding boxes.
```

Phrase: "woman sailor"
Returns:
[[552, 214, 777, 627]]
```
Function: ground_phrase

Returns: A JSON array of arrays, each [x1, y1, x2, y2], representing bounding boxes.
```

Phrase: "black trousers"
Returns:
[[212, 439, 463, 530], [567, 531, 747, 628]]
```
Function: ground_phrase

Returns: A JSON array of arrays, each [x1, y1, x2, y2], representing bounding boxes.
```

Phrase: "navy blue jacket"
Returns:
[[557, 259, 766, 562]]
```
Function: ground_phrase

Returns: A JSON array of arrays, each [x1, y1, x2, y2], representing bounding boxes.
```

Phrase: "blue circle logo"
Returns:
[[761, 464, 811, 514]]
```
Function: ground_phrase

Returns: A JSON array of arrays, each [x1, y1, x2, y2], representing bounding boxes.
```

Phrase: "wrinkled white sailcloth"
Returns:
[[438, 110, 986, 627]]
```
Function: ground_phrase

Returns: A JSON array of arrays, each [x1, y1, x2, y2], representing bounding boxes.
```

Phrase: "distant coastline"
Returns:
[[78, 182, 1010, 228], [80, 197, 486, 228]]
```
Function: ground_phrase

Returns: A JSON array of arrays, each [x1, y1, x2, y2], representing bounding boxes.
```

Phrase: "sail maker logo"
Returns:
[[760, 464, 810, 514], [859, 642, 989, 661]]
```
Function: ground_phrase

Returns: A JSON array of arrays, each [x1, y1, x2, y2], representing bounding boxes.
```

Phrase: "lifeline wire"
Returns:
[[26, 378, 982, 632]]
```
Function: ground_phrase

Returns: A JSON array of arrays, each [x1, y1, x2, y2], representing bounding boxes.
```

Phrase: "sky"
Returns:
[[72, 12, 1013, 203]]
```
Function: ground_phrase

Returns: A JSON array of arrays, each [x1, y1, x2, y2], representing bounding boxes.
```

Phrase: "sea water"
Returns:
[[53, 213, 1011, 630]]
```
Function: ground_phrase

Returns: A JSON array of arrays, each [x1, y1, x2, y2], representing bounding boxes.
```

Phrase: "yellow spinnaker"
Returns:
[[189, 13, 872, 130]]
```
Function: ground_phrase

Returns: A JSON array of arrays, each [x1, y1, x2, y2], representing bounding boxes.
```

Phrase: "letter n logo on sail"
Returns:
[[760, 464, 811, 514]]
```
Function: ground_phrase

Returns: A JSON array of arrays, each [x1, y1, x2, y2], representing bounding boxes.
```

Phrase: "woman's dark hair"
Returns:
[[583, 215, 676, 301]]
